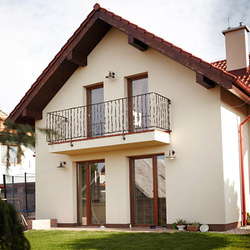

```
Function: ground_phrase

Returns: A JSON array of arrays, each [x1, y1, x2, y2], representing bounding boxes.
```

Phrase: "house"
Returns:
[[0, 110, 36, 214], [8, 4, 250, 231], [0, 110, 35, 180]]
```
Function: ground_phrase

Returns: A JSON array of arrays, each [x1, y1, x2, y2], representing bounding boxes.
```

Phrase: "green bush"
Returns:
[[0, 199, 30, 250]]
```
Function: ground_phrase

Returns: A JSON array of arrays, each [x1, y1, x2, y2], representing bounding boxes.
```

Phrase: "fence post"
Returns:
[[12, 176, 15, 207], [3, 174, 6, 199], [25, 172, 28, 216]]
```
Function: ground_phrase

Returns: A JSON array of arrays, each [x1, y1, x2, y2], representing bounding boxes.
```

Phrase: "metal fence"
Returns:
[[46, 92, 171, 143], [2, 173, 35, 215]]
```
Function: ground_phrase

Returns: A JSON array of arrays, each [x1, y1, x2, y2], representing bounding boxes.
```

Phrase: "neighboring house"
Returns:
[[0, 110, 35, 183], [8, 4, 250, 231]]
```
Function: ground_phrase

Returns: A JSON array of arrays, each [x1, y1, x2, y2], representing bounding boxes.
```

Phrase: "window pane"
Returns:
[[90, 88, 104, 104], [132, 78, 148, 96], [90, 162, 106, 224], [9, 146, 18, 163], [131, 78, 149, 131], [78, 163, 87, 225], [157, 155, 166, 226], [1, 145, 8, 163], [1, 145, 18, 164], [89, 87, 104, 137], [133, 158, 154, 225]]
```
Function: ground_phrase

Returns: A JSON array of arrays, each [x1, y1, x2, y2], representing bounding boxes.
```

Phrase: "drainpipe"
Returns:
[[239, 114, 250, 226]]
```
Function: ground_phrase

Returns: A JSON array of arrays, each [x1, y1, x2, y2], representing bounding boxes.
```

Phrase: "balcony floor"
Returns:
[[49, 129, 170, 155]]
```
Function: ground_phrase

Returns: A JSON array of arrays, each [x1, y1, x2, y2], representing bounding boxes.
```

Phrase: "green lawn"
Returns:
[[25, 230, 250, 250]]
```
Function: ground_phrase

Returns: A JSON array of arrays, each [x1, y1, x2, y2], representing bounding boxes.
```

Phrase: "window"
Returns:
[[1, 145, 21, 165], [128, 75, 149, 131], [87, 84, 104, 137]]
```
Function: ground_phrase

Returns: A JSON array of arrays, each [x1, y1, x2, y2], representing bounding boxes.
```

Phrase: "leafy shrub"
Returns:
[[0, 199, 30, 250]]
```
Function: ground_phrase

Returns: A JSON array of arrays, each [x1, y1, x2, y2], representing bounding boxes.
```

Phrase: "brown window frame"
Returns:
[[129, 154, 165, 227], [77, 159, 105, 226], [127, 74, 148, 132], [1, 144, 21, 165], [86, 83, 104, 138]]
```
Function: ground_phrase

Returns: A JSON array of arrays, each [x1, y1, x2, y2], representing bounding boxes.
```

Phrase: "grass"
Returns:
[[25, 230, 250, 250]]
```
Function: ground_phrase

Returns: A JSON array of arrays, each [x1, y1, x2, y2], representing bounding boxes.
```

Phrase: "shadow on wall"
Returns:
[[224, 179, 240, 225]]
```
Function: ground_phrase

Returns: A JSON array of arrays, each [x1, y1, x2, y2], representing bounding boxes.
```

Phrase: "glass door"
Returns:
[[128, 76, 149, 131], [78, 162, 87, 225], [132, 157, 154, 225], [130, 155, 166, 226], [87, 85, 104, 137], [77, 161, 106, 225], [90, 162, 106, 224]]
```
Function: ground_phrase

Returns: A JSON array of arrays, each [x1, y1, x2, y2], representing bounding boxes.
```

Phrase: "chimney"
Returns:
[[222, 22, 250, 76]]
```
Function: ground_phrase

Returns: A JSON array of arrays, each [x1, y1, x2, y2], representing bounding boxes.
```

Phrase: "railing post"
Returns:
[[122, 98, 125, 140], [168, 100, 171, 131], [12, 176, 15, 207], [70, 109, 73, 147]]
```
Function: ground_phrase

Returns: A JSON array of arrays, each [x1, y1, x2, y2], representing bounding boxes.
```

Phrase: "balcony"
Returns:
[[46, 92, 171, 154]]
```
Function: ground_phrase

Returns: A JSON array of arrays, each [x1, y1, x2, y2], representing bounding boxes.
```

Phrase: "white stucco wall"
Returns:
[[35, 27, 233, 226], [220, 88, 250, 224]]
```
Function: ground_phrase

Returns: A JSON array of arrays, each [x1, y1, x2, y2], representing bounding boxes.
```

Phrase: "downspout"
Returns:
[[239, 114, 250, 226]]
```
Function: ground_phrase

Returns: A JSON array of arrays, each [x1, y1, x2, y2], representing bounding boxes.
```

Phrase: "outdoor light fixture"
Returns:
[[166, 150, 175, 160], [57, 161, 66, 169], [106, 71, 115, 79]]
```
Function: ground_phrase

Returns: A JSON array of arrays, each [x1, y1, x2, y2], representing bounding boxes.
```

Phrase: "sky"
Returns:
[[0, 0, 250, 115]]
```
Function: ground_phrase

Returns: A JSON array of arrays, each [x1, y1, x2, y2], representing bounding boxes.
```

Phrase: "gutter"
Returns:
[[239, 114, 250, 226]]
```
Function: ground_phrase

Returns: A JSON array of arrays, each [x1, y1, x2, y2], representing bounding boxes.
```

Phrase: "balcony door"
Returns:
[[130, 155, 166, 227], [77, 161, 106, 225], [87, 84, 104, 137], [128, 76, 149, 131]]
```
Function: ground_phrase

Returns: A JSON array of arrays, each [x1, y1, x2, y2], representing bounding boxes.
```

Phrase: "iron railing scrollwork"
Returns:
[[46, 92, 171, 144]]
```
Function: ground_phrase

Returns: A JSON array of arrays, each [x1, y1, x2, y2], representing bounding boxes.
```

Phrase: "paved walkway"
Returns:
[[44, 226, 177, 233], [43, 225, 250, 234]]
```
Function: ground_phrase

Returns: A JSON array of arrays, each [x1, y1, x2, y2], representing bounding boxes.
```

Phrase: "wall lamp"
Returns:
[[166, 150, 175, 160], [106, 71, 115, 79], [57, 161, 66, 169]]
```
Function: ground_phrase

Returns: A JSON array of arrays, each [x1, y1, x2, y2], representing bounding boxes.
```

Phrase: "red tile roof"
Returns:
[[212, 57, 250, 86], [8, 3, 250, 124]]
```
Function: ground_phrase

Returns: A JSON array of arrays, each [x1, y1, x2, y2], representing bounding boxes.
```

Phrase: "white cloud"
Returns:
[[0, 0, 249, 114]]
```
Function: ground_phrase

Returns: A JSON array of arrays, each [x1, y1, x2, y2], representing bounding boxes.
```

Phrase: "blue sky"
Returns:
[[0, 0, 250, 114]]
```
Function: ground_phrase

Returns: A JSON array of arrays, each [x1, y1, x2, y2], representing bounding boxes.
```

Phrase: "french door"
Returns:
[[77, 161, 106, 225], [87, 85, 104, 137], [130, 155, 166, 226]]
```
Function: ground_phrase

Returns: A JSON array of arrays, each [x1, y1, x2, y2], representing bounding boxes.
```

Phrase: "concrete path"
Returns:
[[44, 226, 177, 233]]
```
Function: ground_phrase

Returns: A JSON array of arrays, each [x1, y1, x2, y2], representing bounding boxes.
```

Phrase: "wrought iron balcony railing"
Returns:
[[46, 92, 171, 144]]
